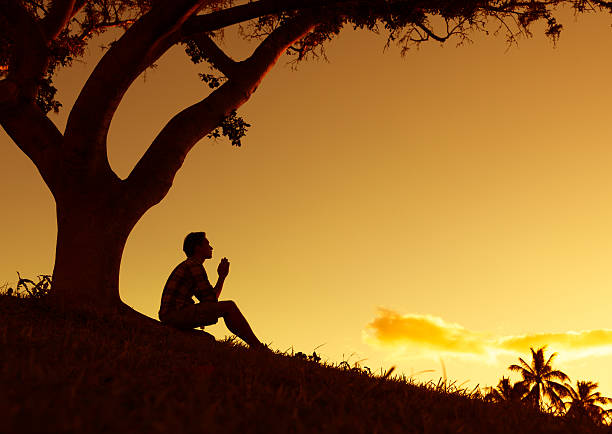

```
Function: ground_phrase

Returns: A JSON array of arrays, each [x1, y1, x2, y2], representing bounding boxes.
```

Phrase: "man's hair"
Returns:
[[183, 232, 206, 257]]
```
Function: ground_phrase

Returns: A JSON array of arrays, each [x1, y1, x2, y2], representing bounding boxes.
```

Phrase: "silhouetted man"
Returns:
[[159, 232, 265, 349]]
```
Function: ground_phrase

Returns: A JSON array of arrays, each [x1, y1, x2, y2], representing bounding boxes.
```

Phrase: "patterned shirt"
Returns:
[[159, 258, 216, 319]]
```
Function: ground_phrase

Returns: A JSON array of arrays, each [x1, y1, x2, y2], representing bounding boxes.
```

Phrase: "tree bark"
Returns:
[[49, 180, 139, 312]]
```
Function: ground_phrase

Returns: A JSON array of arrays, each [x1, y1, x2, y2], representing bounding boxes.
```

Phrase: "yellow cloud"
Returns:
[[498, 330, 612, 355], [364, 308, 612, 360], [364, 308, 488, 355]]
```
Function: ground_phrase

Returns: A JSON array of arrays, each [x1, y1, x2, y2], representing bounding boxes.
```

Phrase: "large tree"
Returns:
[[0, 0, 605, 313]]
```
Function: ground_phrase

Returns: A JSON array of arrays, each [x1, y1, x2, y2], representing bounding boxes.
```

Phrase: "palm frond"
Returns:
[[547, 381, 570, 398], [545, 369, 570, 383], [518, 356, 533, 372], [544, 350, 558, 369]]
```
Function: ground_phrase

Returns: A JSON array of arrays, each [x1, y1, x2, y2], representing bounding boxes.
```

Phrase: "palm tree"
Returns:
[[508, 346, 570, 413], [565, 380, 612, 425], [485, 377, 528, 403]]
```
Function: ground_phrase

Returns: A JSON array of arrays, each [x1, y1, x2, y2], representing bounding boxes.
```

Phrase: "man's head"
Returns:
[[183, 232, 213, 260]]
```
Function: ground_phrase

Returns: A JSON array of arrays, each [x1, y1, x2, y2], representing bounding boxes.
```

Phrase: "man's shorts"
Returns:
[[161, 302, 220, 330]]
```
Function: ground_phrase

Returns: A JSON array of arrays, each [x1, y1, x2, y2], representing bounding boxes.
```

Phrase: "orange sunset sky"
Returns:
[[2, 6, 612, 399]]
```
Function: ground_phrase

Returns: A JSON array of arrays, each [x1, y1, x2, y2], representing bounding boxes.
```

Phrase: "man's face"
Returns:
[[197, 237, 213, 259]]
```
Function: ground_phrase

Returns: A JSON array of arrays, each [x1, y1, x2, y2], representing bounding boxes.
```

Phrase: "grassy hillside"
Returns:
[[0, 295, 606, 434]]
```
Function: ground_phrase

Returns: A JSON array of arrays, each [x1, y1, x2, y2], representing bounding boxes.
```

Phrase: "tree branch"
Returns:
[[0, 85, 63, 191], [414, 22, 450, 42], [188, 33, 239, 78], [63, 0, 207, 175], [182, 0, 331, 35], [0, 2, 67, 191], [74, 18, 136, 43], [126, 13, 319, 211], [40, 0, 78, 41], [22, 0, 48, 16], [0, 0, 48, 99]]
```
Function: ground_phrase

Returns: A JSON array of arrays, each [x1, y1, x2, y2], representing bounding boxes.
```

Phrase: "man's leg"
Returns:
[[161, 303, 218, 330], [163, 301, 265, 349], [215, 300, 264, 348]]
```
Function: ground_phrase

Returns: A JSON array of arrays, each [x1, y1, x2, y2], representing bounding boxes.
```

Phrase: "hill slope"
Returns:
[[0, 295, 605, 434]]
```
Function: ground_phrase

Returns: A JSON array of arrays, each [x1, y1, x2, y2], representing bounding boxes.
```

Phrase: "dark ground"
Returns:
[[0, 295, 609, 434]]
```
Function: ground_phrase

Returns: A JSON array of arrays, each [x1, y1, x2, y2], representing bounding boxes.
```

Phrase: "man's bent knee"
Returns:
[[217, 300, 238, 315]]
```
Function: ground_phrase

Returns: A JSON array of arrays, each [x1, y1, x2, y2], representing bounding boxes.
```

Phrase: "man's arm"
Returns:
[[190, 262, 216, 302], [214, 257, 230, 300]]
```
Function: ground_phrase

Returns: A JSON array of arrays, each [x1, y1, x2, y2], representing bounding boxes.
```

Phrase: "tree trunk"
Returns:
[[48, 187, 140, 312]]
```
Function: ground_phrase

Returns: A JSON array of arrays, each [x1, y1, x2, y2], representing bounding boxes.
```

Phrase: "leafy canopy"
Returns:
[[3, 0, 609, 140]]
